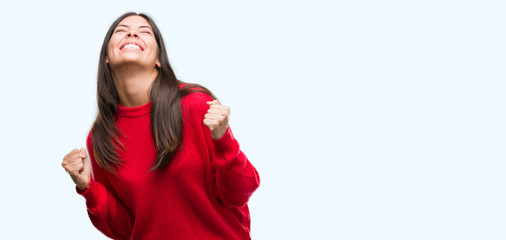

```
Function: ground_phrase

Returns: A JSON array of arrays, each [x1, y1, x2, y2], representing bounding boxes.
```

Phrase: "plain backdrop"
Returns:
[[0, 0, 504, 239]]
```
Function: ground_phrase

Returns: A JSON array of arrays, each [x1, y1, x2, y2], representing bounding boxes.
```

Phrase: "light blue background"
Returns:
[[0, 0, 504, 239]]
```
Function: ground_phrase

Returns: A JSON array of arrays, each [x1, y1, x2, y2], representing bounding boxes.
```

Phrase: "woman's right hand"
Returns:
[[62, 148, 91, 191]]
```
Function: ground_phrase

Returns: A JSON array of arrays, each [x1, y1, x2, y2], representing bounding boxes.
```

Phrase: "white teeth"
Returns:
[[123, 44, 141, 50]]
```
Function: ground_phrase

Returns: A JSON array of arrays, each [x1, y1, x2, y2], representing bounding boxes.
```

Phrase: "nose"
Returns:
[[127, 32, 138, 38], [126, 29, 139, 38]]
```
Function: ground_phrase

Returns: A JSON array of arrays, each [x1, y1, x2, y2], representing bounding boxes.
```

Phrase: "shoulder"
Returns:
[[181, 91, 214, 117], [179, 83, 215, 113], [182, 91, 213, 104]]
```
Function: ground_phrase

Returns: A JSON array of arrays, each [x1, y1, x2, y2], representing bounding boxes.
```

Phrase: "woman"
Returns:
[[61, 12, 260, 240]]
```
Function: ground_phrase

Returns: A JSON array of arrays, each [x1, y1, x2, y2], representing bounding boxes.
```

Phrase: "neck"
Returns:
[[111, 64, 158, 108]]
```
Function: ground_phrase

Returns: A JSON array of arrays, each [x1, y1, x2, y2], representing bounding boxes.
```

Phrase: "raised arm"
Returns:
[[62, 135, 134, 239], [202, 97, 260, 208]]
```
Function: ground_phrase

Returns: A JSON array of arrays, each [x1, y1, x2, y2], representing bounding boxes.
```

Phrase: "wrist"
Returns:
[[76, 181, 90, 191], [211, 125, 229, 140]]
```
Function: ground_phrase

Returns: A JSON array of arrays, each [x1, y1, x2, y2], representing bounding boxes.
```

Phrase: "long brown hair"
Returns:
[[92, 12, 215, 173]]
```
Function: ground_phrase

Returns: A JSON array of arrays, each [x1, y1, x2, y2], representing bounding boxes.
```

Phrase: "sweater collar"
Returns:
[[117, 102, 151, 117]]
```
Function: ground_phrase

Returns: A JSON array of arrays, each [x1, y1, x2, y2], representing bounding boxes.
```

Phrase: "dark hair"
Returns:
[[92, 12, 215, 173]]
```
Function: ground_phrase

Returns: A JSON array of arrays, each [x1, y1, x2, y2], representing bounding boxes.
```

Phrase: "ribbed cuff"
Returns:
[[75, 177, 103, 211], [76, 177, 93, 195]]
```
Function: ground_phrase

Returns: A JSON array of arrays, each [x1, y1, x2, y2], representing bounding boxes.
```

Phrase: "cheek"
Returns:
[[106, 43, 115, 58], [108, 36, 121, 53], [145, 38, 158, 54], [150, 43, 159, 57], [107, 45, 113, 57]]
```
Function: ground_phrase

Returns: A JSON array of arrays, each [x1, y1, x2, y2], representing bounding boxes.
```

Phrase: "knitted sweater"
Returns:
[[76, 92, 260, 239]]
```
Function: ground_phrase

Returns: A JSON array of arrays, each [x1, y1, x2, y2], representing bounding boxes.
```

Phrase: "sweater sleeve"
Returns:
[[185, 91, 260, 208], [211, 126, 261, 208], [75, 134, 133, 240]]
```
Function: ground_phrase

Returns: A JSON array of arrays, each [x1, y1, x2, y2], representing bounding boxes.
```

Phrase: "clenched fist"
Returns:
[[203, 100, 230, 139], [62, 148, 91, 191]]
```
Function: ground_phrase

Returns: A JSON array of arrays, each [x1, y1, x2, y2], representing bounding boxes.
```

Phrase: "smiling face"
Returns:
[[107, 15, 161, 70]]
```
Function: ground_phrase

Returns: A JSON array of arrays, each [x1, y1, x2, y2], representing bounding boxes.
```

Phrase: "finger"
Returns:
[[80, 148, 87, 159], [209, 105, 230, 115], [65, 162, 84, 174], [207, 108, 228, 115], [208, 104, 227, 110], [204, 114, 218, 120], [64, 149, 80, 160], [206, 100, 220, 106], [203, 118, 217, 127], [67, 160, 84, 169], [83, 152, 91, 171], [62, 156, 83, 168], [63, 153, 83, 165], [206, 111, 229, 120], [208, 105, 229, 113]]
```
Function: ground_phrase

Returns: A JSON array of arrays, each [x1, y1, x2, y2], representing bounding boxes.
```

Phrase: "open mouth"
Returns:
[[120, 42, 144, 51]]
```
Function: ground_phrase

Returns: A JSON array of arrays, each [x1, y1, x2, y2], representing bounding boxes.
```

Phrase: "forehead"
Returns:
[[116, 15, 151, 28]]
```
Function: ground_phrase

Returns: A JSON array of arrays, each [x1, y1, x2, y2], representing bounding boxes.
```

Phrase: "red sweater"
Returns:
[[76, 92, 260, 239]]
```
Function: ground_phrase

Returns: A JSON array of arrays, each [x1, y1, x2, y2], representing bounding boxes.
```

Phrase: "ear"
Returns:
[[156, 59, 161, 68], [106, 57, 109, 64]]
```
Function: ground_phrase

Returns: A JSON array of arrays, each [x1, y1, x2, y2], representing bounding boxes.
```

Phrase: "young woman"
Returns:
[[61, 12, 260, 240]]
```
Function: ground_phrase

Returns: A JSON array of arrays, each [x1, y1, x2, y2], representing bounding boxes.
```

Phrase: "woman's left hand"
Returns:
[[204, 100, 230, 139]]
